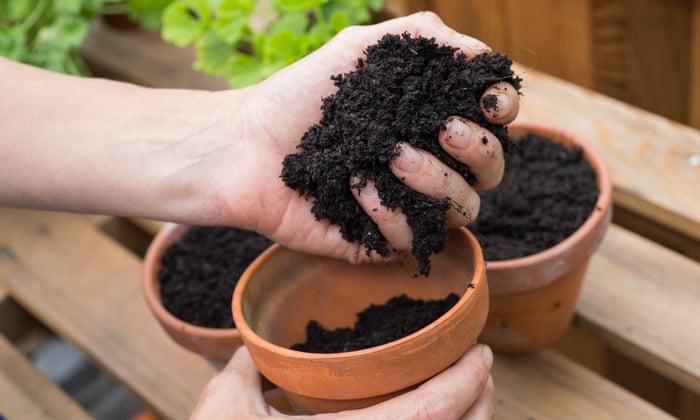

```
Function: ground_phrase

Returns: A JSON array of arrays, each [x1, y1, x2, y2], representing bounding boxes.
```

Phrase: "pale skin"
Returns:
[[0, 11, 519, 419]]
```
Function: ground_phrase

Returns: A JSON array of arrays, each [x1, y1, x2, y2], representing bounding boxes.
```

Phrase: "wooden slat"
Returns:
[[431, 0, 594, 88], [0, 334, 92, 420], [129, 218, 165, 236], [0, 209, 681, 418], [690, 0, 700, 129], [0, 209, 216, 420], [515, 64, 700, 242], [493, 350, 672, 419], [577, 224, 700, 394], [81, 20, 228, 90]]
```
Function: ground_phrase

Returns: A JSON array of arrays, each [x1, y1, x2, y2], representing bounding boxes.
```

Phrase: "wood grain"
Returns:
[[591, 0, 691, 124], [0, 209, 217, 420], [690, 0, 700, 128], [577, 224, 700, 394], [494, 350, 672, 419], [0, 334, 91, 420]]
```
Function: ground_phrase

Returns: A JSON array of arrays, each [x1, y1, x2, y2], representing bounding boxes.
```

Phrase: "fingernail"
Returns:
[[482, 93, 511, 115], [393, 143, 423, 173], [442, 117, 474, 149], [481, 344, 494, 368], [454, 33, 491, 54], [351, 176, 377, 196]]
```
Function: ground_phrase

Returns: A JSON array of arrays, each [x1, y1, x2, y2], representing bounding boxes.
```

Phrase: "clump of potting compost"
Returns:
[[281, 32, 521, 276], [292, 293, 460, 353], [159, 226, 272, 328], [469, 132, 599, 260]]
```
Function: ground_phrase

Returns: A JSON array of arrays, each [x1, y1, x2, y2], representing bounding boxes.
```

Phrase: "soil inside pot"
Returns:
[[291, 292, 461, 353], [281, 33, 521, 276], [468, 132, 599, 260], [159, 226, 272, 328]]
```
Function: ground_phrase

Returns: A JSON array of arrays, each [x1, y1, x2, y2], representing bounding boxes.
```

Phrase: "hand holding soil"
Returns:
[[278, 14, 522, 274]]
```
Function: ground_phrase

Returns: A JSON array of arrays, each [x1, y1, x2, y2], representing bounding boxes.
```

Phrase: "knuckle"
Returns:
[[416, 10, 444, 25], [413, 391, 457, 420]]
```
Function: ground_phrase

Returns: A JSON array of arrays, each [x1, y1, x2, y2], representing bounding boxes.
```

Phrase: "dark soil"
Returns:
[[158, 226, 272, 328], [281, 33, 521, 276], [291, 292, 460, 353], [469, 132, 599, 260]]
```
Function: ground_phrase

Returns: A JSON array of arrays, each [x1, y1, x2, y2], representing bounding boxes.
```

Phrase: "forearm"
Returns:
[[0, 58, 244, 225]]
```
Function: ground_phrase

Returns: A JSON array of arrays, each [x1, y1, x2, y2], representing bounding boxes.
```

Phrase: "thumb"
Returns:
[[190, 347, 269, 418]]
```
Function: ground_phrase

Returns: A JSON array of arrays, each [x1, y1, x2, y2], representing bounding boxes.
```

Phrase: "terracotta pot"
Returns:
[[232, 227, 488, 414], [142, 223, 242, 364], [478, 120, 613, 353]]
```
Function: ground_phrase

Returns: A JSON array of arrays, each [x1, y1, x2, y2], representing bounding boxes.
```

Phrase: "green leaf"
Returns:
[[261, 28, 305, 64], [227, 53, 267, 87], [364, 0, 383, 11], [161, 0, 210, 47], [0, 27, 28, 61], [127, 0, 174, 30], [53, 0, 82, 14], [274, 0, 328, 12], [6, 0, 36, 21], [194, 31, 232, 74], [269, 11, 309, 35], [328, 9, 350, 32], [36, 16, 90, 52], [214, 0, 253, 43]]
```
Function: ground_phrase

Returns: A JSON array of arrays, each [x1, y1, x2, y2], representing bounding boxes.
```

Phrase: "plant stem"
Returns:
[[19, 0, 47, 32]]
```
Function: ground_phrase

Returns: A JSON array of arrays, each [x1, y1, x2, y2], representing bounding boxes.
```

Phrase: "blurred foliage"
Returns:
[[0, 0, 125, 75], [161, 0, 384, 87]]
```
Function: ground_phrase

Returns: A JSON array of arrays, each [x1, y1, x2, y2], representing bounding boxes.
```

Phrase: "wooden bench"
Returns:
[[0, 19, 698, 419]]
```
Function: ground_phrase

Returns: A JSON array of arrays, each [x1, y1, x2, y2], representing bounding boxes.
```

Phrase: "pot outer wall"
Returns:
[[478, 120, 613, 353], [142, 223, 243, 364], [233, 228, 490, 414]]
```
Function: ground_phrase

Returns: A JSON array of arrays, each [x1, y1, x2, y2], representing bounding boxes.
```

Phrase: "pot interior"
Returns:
[[239, 229, 478, 349]]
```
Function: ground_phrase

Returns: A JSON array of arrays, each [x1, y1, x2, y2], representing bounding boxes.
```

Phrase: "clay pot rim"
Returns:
[[142, 222, 240, 340], [232, 227, 486, 360], [484, 119, 613, 272]]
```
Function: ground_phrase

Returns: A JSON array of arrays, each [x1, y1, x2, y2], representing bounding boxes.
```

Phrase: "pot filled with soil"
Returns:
[[142, 223, 273, 364], [232, 227, 488, 414], [470, 120, 613, 353]]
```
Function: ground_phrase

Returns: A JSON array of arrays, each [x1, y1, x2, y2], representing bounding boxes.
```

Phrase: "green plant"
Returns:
[[0, 0, 123, 75], [161, 0, 384, 88], [126, 0, 175, 30]]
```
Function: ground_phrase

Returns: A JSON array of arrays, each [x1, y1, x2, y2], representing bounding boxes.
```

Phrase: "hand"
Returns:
[[190, 344, 494, 419], [219, 12, 520, 262]]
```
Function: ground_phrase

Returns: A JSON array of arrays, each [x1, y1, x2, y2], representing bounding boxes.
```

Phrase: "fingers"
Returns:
[[439, 117, 505, 191], [389, 143, 480, 227], [413, 344, 494, 419], [190, 347, 270, 418], [351, 178, 412, 252], [336, 344, 494, 419], [481, 81, 520, 125], [333, 11, 491, 62], [460, 375, 495, 420]]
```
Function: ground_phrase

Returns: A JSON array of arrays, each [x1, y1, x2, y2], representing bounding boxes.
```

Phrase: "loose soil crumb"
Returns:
[[159, 226, 272, 328], [291, 293, 460, 353], [469, 132, 599, 260], [281, 33, 521, 276]]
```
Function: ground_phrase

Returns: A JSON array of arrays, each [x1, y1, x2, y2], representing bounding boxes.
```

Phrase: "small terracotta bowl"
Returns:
[[232, 227, 488, 414], [478, 120, 613, 353], [142, 223, 243, 364]]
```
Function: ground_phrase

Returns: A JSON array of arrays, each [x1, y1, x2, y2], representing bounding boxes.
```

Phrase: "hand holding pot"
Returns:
[[190, 345, 495, 419]]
